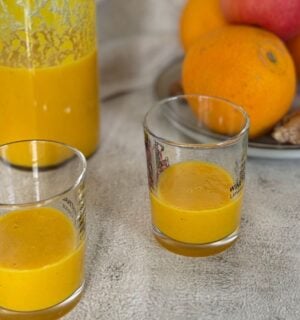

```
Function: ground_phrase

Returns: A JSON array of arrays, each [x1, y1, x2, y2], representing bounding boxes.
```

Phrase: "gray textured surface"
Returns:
[[64, 1, 300, 319], [64, 88, 300, 320]]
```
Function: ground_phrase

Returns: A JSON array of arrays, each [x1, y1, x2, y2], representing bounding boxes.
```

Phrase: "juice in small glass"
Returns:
[[150, 161, 242, 244], [0, 140, 87, 319], [144, 95, 249, 256], [0, 207, 85, 313]]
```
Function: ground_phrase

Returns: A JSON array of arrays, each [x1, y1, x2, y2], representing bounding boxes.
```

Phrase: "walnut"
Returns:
[[272, 110, 300, 144]]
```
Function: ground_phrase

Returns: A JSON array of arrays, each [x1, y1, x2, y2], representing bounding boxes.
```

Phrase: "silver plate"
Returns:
[[154, 58, 300, 159]]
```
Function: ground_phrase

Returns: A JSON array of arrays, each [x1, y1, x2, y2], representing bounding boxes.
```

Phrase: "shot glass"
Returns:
[[143, 95, 249, 256], [0, 140, 87, 319]]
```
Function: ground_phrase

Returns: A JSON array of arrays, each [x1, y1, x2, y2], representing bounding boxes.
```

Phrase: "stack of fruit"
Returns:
[[180, 0, 300, 143]]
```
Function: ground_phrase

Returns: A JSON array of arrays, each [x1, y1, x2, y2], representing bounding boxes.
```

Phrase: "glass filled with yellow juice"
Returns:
[[0, 1, 99, 157], [0, 140, 87, 319], [143, 95, 249, 256]]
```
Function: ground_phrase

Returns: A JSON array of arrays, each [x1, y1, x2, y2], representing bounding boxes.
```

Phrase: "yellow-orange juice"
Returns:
[[150, 161, 242, 244], [0, 0, 99, 157], [0, 51, 99, 157], [0, 207, 85, 312]]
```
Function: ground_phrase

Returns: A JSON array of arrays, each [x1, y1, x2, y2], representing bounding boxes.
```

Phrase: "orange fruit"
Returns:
[[190, 96, 248, 137], [182, 26, 296, 138], [287, 35, 300, 79], [180, 0, 227, 52]]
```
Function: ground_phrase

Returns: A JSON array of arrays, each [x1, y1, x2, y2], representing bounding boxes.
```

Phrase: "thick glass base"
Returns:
[[153, 226, 238, 257], [0, 284, 84, 320]]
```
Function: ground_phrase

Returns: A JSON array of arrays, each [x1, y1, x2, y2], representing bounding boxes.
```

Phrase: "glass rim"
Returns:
[[0, 139, 87, 209], [143, 94, 250, 149]]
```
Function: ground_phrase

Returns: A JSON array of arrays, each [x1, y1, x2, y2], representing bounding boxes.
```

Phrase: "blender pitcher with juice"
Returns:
[[0, 0, 100, 157]]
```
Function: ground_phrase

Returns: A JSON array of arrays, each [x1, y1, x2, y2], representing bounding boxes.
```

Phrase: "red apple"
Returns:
[[221, 0, 300, 40]]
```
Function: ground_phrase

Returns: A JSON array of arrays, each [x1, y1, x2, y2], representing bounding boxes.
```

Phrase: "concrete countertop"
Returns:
[[65, 88, 300, 320]]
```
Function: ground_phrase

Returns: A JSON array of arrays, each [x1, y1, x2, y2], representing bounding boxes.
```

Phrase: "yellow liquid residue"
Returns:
[[1, 141, 75, 169], [0, 207, 85, 312], [0, 1, 96, 68], [150, 161, 243, 244], [0, 50, 99, 157]]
